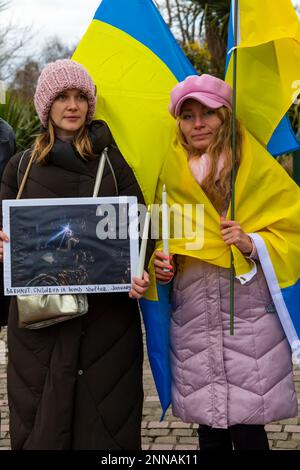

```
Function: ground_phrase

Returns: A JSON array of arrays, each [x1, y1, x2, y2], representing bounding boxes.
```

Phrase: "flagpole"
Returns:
[[230, 0, 239, 336]]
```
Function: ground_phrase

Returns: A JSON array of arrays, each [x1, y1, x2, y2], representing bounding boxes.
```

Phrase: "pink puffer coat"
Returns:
[[170, 255, 297, 428]]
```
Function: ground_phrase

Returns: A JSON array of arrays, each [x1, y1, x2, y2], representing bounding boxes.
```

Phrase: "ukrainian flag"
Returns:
[[72, 0, 196, 415]]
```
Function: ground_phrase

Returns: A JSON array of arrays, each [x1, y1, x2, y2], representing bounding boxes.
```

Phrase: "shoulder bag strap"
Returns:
[[16, 149, 35, 200], [105, 149, 119, 196], [93, 147, 119, 197]]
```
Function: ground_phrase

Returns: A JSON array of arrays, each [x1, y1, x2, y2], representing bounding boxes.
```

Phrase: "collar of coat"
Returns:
[[47, 120, 113, 177]]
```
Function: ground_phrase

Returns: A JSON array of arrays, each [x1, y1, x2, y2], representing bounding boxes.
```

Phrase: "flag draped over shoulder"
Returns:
[[145, 126, 300, 413], [72, 0, 196, 416], [72, 0, 196, 206], [226, 0, 300, 155]]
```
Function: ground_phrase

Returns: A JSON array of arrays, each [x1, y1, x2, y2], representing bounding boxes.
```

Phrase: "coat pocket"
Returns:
[[247, 264, 273, 307]]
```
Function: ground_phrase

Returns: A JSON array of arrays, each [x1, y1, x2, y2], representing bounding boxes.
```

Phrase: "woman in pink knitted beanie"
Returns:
[[0, 59, 152, 450], [32, 59, 97, 162]]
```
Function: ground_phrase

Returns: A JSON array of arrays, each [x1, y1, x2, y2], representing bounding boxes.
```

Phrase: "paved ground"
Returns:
[[1, 326, 300, 450]]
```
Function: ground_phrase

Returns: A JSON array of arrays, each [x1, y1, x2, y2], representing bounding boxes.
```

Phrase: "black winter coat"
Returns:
[[0, 118, 16, 179], [0, 121, 148, 450]]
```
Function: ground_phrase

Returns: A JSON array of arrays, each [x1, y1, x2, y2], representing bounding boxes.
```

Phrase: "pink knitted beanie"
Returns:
[[34, 59, 96, 128]]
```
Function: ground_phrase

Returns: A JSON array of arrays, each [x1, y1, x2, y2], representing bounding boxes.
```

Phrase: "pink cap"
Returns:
[[169, 74, 232, 118]]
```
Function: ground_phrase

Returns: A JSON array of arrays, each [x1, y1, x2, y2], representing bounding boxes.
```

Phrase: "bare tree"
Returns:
[[0, 0, 8, 10], [41, 37, 75, 67], [192, 0, 230, 70], [157, 0, 230, 76], [0, 0, 33, 81], [12, 59, 40, 101], [157, 0, 202, 44], [10, 37, 76, 101]]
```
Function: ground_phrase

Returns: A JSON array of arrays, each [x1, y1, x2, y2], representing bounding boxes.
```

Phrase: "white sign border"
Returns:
[[2, 196, 139, 296]]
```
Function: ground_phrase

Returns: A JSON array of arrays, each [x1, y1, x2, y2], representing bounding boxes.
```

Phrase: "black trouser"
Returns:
[[198, 424, 270, 450]]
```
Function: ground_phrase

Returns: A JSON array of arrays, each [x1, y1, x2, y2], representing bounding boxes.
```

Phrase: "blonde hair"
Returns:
[[177, 106, 243, 213], [31, 119, 94, 164]]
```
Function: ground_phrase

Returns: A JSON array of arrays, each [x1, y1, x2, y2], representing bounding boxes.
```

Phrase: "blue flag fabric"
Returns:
[[139, 284, 172, 419], [267, 116, 300, 156], [93, 0, 196, 82]]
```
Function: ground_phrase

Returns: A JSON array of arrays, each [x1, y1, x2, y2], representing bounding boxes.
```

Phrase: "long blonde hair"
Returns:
[[177, 106, 243, 213], [31, 119, 94, 164]]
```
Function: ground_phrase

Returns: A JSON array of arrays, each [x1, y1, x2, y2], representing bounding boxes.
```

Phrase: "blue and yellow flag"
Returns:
[[73, 0, 300, 418], [73, 0, 196, 206], [226, 0, 300, 155], [73, 0, 196, 415]]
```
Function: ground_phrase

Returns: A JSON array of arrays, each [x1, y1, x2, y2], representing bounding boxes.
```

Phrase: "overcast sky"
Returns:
[[1, 0, 300, 56]]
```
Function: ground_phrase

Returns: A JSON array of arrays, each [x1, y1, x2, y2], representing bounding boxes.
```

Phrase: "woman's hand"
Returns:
[[0, 230, 9, 263], [129, 271, 150, 299], [220, 217, 252, 254], [154, 251, 175, 283]]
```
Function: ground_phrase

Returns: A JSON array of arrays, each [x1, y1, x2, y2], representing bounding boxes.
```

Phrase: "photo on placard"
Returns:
[[2, 197, 139, 295]]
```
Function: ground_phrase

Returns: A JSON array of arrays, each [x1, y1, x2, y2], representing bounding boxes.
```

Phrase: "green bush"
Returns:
[[0, 93, 40, 152]]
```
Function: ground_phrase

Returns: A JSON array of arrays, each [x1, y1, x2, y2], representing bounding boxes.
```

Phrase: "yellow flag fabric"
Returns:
[[73, 20, 178, 206], [146, 128, 300, 300], [226, 0, 300, 147]]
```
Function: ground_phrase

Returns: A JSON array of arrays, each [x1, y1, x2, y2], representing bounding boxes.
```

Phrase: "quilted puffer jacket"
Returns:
[[0, 121, 149, 449], [170, 255, 297, 428]]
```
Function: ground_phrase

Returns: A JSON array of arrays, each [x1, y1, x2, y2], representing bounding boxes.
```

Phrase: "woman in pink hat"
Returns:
[[0, 59, 150, 450], [154, 74, 297, 450]]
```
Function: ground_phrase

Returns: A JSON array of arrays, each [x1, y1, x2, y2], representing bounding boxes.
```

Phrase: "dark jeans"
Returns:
[[198, 424, 270, 450]]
